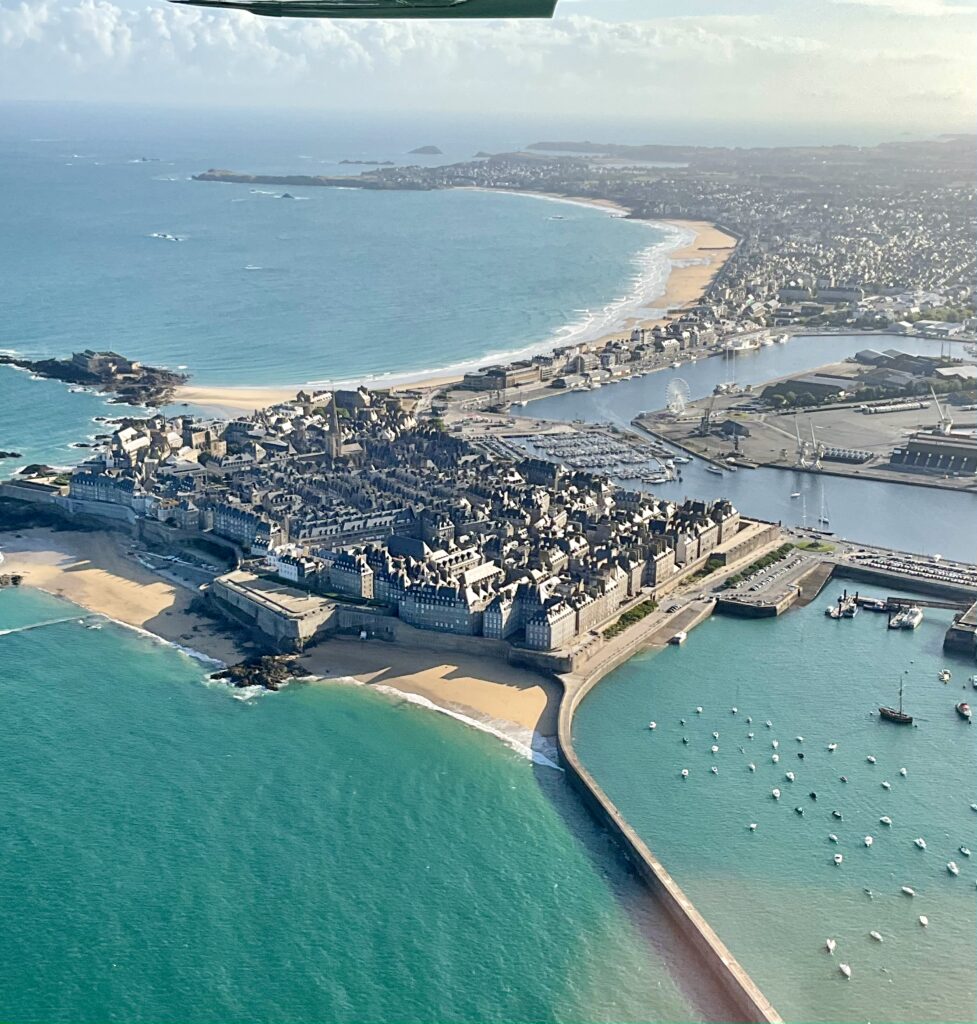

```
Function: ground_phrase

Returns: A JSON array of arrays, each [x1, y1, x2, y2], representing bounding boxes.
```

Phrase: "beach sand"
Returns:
[[1, 527, 560, 740], [300, 640, 560, 738], [170, 213, 737, 416], [0, 528, 246, 664]]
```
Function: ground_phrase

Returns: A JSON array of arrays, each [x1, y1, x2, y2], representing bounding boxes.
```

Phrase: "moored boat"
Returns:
[[956, 702, 972, 721]]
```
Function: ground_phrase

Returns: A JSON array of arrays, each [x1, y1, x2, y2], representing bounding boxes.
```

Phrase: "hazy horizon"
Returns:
[[1, 0, 974, 139]]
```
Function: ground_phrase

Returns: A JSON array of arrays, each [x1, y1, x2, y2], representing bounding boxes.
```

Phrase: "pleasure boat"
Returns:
[[772, 788, 781, 799], [825, 938, 837, 954], [829, 833, 839, 843], [919, 915, 929, 927], [748, 822, 758, 831], [748, 762, 756, 771], [881, 780, 891, 789], [866, 755, 876, 763], [880, 816, 892, 826], [939, 668, 952, 683], [680, 769, 689, 778], [956, 702, 972, 721], [705, 465, 724, 476], [947, 861, 959, 876], [648, 721, 657, 730], [839, 963, 852, 980], [901, 886, 916, 896], [960, 847, 972, 857], [833, 854, 844, 866], [864, 836, 873, 847], [870, 931, 883, 943], [914, 837, 927, 850]]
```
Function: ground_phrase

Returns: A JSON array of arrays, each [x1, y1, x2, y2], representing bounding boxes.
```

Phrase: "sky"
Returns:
[[0, 0, 974, 139]]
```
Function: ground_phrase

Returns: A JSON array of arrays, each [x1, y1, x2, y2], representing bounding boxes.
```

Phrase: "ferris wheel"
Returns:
[[666, 377, 692, 416]]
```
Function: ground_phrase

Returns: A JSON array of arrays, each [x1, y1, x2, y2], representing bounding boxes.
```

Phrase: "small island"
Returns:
[[409, 145, 443, 155], [0, 350, 188, 407]]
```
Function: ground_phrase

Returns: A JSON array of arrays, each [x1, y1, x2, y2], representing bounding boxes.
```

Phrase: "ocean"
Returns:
[[573, 588, 977, 1023], [0, 587, 723, 1024]]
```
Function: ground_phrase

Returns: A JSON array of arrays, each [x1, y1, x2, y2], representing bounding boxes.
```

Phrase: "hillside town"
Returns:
[[9, 385, 777, 657]]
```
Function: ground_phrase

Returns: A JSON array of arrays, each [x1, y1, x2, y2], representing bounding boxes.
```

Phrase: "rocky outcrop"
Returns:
[[0, 353, 187, 408], [210, 655, 303, 692]]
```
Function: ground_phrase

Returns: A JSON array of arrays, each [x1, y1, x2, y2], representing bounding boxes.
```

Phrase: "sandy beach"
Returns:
[[300, 639, 560, 739], [170, 209, 737, 417], [0, 528, 246, 664]]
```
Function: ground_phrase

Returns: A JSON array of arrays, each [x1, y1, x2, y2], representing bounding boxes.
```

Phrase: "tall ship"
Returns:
[[880, 675, 913, 725]]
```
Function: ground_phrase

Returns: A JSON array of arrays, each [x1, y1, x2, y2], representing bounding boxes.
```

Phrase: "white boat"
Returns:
[[947, 861, 959, 876], [696, 706, 703, 714], [960, 847, 972, 857], [796, 736, 804, 743], [772, 788, 781, 799], [919, 915, 929, 927], [880, 816, 892, 826], [705, 465, 724, 476], [710, 766, 719, 775], [776, 334, 789, 345], [915, 837, 927, 850], [785, 771, 795, 782], [870, 931, 883, 943], [747, 731, 755, 739], [711, 744, 719, 753], [834, 854, 844, 865], [712, 731, 720, 740], [839, 963, 852, 980], [790, 492, 801, 499], [901, 886, 916, 896], [765, 720, 773, 728], [829, 833, 839, 843], [864, 836, 873, 847], [748, 822, 758, 831], [827, 743, 838, 752], [648, 721, 657, 730], [825, 938, 837, 954], [882, 781, 891, 789], [748, 763, 756, 772], [731, 707, 738, 715], [866, 755, 876, 764], [939, 668, 952, 683], [772, 740, 779, 749], [899, 768, 907, 777], [772, 754, 780, 763], [681, 769, 689, 778]]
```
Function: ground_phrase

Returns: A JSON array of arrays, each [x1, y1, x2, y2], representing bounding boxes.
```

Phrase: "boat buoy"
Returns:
[[825, 938, 837, 954], [919, 915, 928, 927], [748, 823, 757, 831], [882, 781, 891, 790], [839, 963, 851, 980], [649, 721, 657, 730], [829, 833, 839, 843], [947, 861, 959, 876], [832, 810, 843, 820], [870, 930, 883, 943], [834, 854, 844, 865], [864, 836, 873, 847], [901, 886, 915, 897], [867, 755, 876, 764], [748, 763, 756, 772], [880, 816, 892, 826], [681, 769, 689, 778], [772, 788, 781, 799], [914, 837, 926, 850], [899, 768, 907, 777]]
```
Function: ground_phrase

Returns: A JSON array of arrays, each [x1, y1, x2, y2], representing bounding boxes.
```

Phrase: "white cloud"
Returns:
[[0, 0, 973, 133]]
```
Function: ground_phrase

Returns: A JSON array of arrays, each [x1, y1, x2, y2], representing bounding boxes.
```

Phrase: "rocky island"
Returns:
[[210, 655, 303, 692], [0, 350, 188, 407]]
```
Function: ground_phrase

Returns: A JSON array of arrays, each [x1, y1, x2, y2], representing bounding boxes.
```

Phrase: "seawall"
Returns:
[[555, 603, 783, 1024]]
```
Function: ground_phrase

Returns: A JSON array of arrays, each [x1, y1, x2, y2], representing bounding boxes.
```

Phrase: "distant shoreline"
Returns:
[[169, 191, 735, 415]]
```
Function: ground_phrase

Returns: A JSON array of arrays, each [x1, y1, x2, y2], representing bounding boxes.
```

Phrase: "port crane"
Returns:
[[169, 0, 558, 17], [794, 416, 823, 469], [930, 386, 954, 435]]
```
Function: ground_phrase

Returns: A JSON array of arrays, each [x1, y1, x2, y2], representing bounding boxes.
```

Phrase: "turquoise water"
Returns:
[[574, 590, 977, 1023], [0, 587, 723, 1024]]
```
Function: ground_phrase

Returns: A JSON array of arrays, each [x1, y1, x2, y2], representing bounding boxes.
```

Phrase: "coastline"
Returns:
[[0, 527, 562, 756], [169, 202, 736, 417]]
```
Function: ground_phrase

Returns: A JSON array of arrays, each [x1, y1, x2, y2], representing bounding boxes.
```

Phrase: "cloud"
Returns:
[[0, 0, 973, 133]]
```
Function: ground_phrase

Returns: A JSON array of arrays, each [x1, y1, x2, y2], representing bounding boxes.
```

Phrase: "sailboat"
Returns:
[[880, 673, 913, 725], [818, 490, 830, 526]]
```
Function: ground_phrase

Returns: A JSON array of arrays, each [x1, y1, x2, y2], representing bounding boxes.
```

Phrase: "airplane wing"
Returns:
[[168, 0, 558, 16]]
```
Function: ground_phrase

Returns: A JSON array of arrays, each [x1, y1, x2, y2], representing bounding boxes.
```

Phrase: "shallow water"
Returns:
[[0, 587, 720, 1024]]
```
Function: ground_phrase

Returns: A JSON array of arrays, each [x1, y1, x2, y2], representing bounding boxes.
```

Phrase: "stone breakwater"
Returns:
[[555, 604, 784, 1024]]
